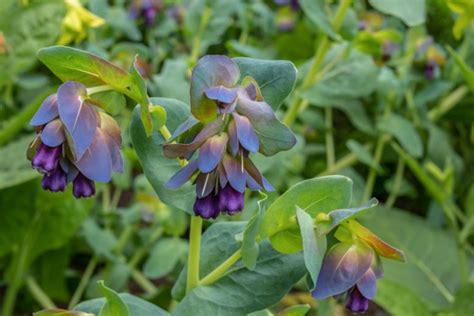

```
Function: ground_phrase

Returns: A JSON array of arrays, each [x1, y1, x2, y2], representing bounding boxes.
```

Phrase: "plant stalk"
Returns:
[[25, 276, 56, 309], [199, 249, 242, 286], [68, 256, 97, 309], [186, 216, 203, 293]]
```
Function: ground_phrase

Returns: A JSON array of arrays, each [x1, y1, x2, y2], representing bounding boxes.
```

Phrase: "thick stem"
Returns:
[[68, 256, 97, 309], [199, 249, 242, 286], [186, 216, 203, 293], [25, 276, 56, 309]]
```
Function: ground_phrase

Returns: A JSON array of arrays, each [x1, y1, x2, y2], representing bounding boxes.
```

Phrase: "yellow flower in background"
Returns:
[[447, 0, 474, 39], [57, 0, 105, 45]]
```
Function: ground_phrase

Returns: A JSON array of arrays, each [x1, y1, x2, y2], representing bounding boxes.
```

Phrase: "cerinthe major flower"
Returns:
[[164, 55, 296, 219], [27, 81, 123, 198]]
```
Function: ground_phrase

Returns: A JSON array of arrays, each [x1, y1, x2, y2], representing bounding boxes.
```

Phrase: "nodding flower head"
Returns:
[[28, 81, 123, 198], [164, 55, 296, 219], [312, 220, 404, 314]]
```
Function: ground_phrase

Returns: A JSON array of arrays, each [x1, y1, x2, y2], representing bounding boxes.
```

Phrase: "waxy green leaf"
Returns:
[[299, 0, 336, 38], [369, 0, 425, 26], [98, 281, 130, 316], [130, 98, 195, 215], [241, 194, 266, 270], [233, 58, 297, 110], [260, 176, 352, 253], [378, 113, 423, 158]]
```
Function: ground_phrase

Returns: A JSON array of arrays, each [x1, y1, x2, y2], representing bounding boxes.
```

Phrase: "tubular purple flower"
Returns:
[[218, 185, 244, 215], [194, 194, 220, 219], [32, 143, 61, 174], [73, 173, 96, 198], [345, 287, 369, 314], [41, 166, 67, 192]]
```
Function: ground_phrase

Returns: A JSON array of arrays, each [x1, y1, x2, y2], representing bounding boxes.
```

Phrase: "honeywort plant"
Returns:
[[1, 0, 473, 315], [25, 44, 405, 316]]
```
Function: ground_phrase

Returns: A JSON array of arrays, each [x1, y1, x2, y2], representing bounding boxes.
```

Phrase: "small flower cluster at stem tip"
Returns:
[[163, 55, 296, 219], [28, 81, 123, 198], [313, 219, 405, 314]]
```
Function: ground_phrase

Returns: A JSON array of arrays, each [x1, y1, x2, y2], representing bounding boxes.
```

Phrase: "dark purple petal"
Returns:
[[41, 119, 65, 147], [57, 81, 97, 159], [227, 120, 239, 156], [356, 268, 377, 300], [312, 242, 373, 300], [218, 184, 244, 215], [222, 155, 246, 193], [30, 94, 58, 126], [194, 194, 220, 219], [32, 143, 61, 174], [41, 166, 67, 192], [204, 86, 237, 104], [163, 116, 224, 159], [196, 171, 217, 198], [73, 173, 96, 198], [345, 287, 369, 314], [165, 159, 199, 189], [74, 129, 112, 182], [198, 134, 228, 173], [232, 113, 259, 153], [244, 158, 274, 191]]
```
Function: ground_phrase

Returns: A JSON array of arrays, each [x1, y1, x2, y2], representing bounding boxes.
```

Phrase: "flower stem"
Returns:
[[68, 256, 97, 309], [362, 134, 389, 201], [131, 270, 158, 296], [189, 7, 213, 67], [86, 85, 114, 95], [325, 107, 335, 168], [428, 85, 469, 122], [385, 159, 405, 208], [186, 216, 203, 293], [283, 0, 352, 126], [199, 249, 242, 286], [25, 276, 56, 309]]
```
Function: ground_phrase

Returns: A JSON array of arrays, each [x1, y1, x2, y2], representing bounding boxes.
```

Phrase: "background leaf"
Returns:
[[368, 0, 426, 26]]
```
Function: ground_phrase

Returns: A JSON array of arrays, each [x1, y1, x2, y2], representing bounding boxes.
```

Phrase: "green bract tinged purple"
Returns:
[[28, 81, 123, 198], [312, 241, 380, 314]]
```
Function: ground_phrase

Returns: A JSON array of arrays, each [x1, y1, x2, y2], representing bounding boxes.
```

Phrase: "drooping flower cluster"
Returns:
[[28, 81, 123, 198], [312, 220, 405, 314], [129, 0, 163, 26], [274, 0, 300, 32], [164, 55, 296, 219]]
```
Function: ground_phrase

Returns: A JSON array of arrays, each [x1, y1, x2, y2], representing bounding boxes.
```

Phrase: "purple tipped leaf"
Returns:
[[198, 134, 228, 173], [41, 119, 65, 147], [165, 159, 199, 189], [99, 112, 122, 146], [228, 120, 239, 156], [244, 157, 274, 191], [105, 135, 124, 173], [312, 242, 374, 300], [204, 86, 238, 104], [190, 55, 240, 122], [30, 94, 59, 126], [168, 116, 200, 142], [74, 129, 112, 182], [163, 116, 224, 158], [232, 113, 259, 153], [57, 81, 97, 159], [196, 172, 217, 198], [237, 94, 296, 156], [217, 164, 228, 188], [356, 268, 377, 300], [246, 173, 262, 190], [222, 155, 246, 193]]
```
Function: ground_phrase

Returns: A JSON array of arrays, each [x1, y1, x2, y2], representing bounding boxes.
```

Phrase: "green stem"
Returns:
[[128, 227, 163, 269], [0, 90, 53, 146], [189, 7, 213, 67], [186, 216, 203, 293], [325, 107, 335, 168], [282, 0, 352, 126], [385, 159, 405, 208], [25, 276, 56, 309], [131, 270, 158, 296], [199, 249, 242, 286], [318, 143, 373, 176], [68, 256, 97, 309], [428, 85, 469, 122], [86, 85, 114, 95], [363, 134, 388, 201]]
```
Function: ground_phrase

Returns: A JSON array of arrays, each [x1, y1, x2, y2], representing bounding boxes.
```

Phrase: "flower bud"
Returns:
[[41, 167, 67, 192], [73, 173, 96, 198], [345, 287, 369, 314]]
